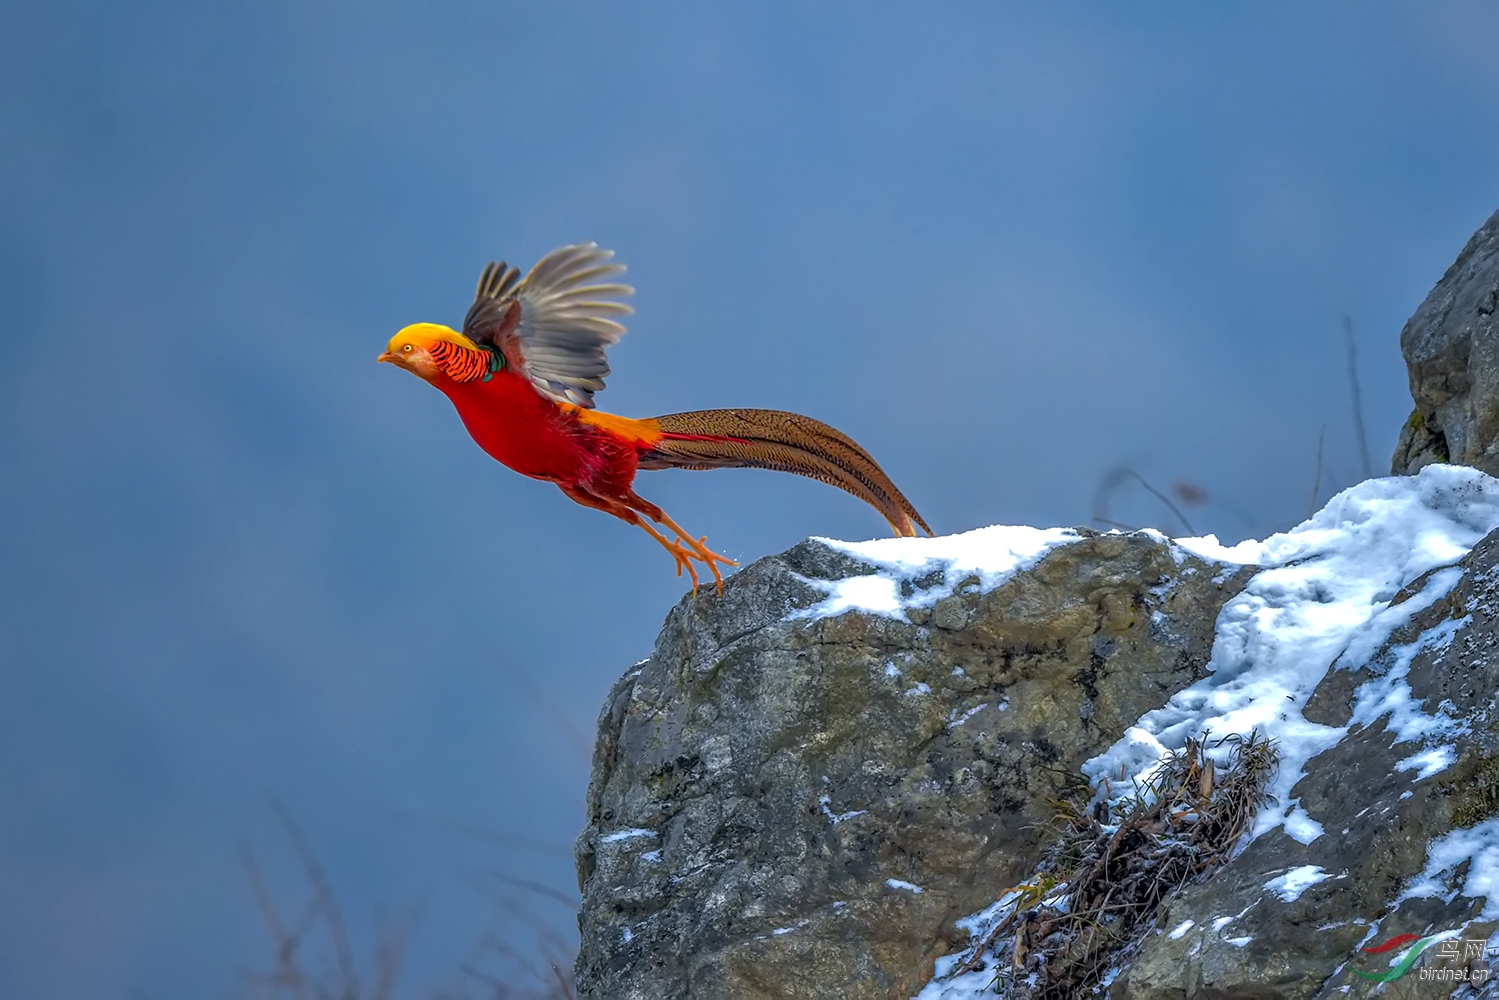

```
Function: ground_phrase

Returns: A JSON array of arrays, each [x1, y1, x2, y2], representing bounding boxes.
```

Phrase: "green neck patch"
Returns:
[[480, 345, 506, 382]]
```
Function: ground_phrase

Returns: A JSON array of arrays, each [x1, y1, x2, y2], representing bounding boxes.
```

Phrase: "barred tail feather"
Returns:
[[638, 408, 932, 537]]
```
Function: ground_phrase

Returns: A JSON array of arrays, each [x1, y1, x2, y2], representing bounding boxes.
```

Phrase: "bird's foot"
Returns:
[[659, 535, 704, 593], [674, 534, 738, 597]]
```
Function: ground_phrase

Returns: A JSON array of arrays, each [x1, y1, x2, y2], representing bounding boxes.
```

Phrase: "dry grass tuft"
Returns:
[[240, 800, 576, 1000], [944, 730, 1279, 998]]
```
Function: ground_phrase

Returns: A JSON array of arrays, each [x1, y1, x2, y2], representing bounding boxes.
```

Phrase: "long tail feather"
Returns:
[[637, 408, 932, 537]]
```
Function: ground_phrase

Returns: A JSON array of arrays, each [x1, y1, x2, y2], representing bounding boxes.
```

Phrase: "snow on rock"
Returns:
[[1265, 865, 1334, 902], [920, 466, 1499, 998], [914, 963, 1001, 1000], [599, 827, 657, 845], [1084, 466, 1499, 844], [1400, 816, 1499, 921], [794, 525, 1084, 620]]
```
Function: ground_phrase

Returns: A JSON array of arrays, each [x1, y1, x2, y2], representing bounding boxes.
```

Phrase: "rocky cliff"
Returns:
[[574, 211, 1499, 999], [1393, 208, 1499, 477]]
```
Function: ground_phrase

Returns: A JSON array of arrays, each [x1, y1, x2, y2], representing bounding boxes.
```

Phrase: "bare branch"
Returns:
[[269, 797, 362, 999], [1343, 314, 1372, 480], [388, 809, 574, 860], [485, 872, 580, 911], [1092, 464, 1196, 536], [240, 844, 315, 1000], [1308, 424, 1326, 518], [241, 802, 572, 1000], [1128, 469, 1196, 535], [370, 906, 418, 1000]]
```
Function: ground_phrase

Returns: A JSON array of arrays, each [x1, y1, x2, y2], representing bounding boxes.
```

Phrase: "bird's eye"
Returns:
[[402, 344, 412, 352]]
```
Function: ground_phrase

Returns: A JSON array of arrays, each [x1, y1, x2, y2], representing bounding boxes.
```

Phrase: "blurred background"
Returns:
[[3, 2, 1497, 997]]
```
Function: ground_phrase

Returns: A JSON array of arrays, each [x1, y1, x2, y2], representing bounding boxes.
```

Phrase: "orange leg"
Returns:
[[621, 492, 738, 596], [559, 485, 729, 595]]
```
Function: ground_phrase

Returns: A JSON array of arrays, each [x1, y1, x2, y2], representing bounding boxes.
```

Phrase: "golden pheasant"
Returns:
[[379, 243, 930, 594]]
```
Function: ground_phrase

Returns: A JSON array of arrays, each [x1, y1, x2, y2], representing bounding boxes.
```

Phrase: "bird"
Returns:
[[378, 242, 931, 595]]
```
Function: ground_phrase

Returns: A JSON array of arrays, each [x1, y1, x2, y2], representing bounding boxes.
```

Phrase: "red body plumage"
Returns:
[[437, 367, 641, 500]]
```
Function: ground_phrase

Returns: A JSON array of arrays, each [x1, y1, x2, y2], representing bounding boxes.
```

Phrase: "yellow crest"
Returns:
[[386, 323, 483, 354]]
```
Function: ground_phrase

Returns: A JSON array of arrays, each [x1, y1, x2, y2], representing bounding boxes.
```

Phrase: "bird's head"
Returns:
[[378, 323, 484, 383]]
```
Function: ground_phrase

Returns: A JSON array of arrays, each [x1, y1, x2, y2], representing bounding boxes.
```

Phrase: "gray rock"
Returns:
[[573, 532, 1254, 999], [1114, 529, 1499, 1000], [1392, 209, 1499, 476], [569, 210, 1499, 999]]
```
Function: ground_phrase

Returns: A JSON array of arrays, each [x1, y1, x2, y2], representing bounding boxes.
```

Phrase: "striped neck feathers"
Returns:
[[430, 340, 505, 383], [393, 323, 507, 383]]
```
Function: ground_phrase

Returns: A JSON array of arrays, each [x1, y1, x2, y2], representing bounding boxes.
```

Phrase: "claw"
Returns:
[[680, 534, 737, 596], [657, 532, 735, 596], [664, 536, 702, 593], [634, 507, 740, 598], [659, 536, 696, 582]]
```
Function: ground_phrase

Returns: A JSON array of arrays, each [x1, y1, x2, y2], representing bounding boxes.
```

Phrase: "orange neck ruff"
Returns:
[[429, 340, 496, 383]]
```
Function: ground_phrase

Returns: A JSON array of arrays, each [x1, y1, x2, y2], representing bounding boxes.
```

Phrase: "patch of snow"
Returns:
[[639, 849, 662, 863], [1168, 919, 1195, 939], [1212, 916, 1235, 932], [770, 919, 810, 937], [914, 957, 1000, 1000], [1397, 745, 1456, 780], [1083, 468, 1499, 845], [1400, 816, 1499, 920], [955, 894, 1018, 938], [1283, 811, 1325, 845], [1265, 865, 1332, 902], [600, 827, 657, 844], [1348, 612, 1471, 782], [906, 682, 932, 696], [947, 704, 986, 728], [1169, 533, 1264, 565], [622, 927, 633, 942], [819, 794, 867, 825], [794, 525, 1083, 621], [886, 878, 924, 894], [1224, 936, 1253, 948], [884, 661, 902, 678]]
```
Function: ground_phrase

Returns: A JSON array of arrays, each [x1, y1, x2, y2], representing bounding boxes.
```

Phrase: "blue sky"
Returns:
[[3, 3, 1497, 997]]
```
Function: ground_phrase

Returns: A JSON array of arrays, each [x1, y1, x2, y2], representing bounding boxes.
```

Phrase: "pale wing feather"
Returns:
[[464, 243, 635, 408]]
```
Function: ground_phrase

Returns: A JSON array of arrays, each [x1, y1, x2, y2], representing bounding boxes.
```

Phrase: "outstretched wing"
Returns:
[[462, 243, 634, 408]]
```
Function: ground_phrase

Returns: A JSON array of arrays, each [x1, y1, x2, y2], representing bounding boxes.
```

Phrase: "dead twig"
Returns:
[[239, 846, 314, 1000], [1344, 314, 1372, 481], [1091, 464, 1196, 536], [240, 799, 427, 1000], [1308, 424, 1326, 518]]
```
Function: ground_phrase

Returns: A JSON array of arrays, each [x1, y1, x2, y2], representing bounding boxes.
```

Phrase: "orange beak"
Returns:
[[377, 351, 398, 364]]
